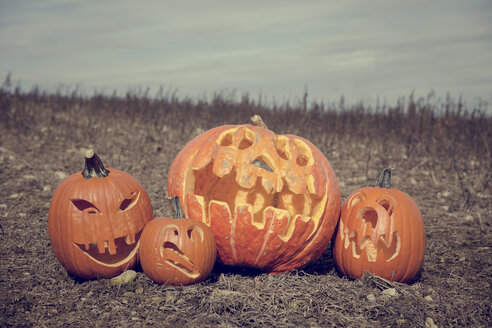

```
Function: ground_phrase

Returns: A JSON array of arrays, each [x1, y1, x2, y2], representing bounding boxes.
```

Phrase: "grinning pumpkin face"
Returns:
[[48, 151, 153, 279], [168, 123, 340, 273], [139, 215, 217, 286], [332, 184, 425, 283]]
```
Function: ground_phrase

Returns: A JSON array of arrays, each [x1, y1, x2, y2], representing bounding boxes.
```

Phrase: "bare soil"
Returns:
[[0, 88, 491, 327]]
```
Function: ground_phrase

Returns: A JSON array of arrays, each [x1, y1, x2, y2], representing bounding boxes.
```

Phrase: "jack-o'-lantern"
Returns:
[[139, 196, 217, 285], [168, 116, 340, 273], [48, 150, 153, 279], [332, 168, 425, 282]]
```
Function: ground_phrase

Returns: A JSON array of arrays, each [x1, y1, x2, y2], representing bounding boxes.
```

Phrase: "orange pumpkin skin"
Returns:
[[332, 184, 425, 283], [139, 215, 217, 286], [48, 151, 153, 279], [168, 123, 340, 273]]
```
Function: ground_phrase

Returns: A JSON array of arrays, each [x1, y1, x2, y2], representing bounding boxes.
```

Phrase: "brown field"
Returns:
[[0, 83, 491, 327]]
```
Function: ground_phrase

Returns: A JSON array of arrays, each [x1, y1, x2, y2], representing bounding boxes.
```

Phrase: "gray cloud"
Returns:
[[1, 0, 491, 105]]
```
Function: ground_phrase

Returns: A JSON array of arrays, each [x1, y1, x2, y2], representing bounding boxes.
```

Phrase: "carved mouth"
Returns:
[[339, 220, 400, 262], [74, 231, 142, 266], [160, 242, 200, 278]]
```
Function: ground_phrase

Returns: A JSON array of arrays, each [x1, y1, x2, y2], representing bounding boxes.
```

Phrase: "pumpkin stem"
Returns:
[[168, 196, 184, 219], [82, 149, 110, 179], [251, 115, 268, 130], [375, 167, 392, 188]]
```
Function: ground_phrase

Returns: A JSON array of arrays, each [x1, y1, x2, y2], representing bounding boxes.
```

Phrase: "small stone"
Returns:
[[152, 296, 166, 304], [441, 205, 449, 211], [19, 213, 26, 218], [424, 295, 433, 301], [23, 175, 36, 180], [463, 215, 473, 222], [135, 287, 144, 294], [43, 185, 51, 192], [458, 256, 465, 262], [382, 288, 397, 296], [110, 270, 137, 285], [289, 300, 304, 310], [409, 177, 418, 185], [366, 293, 376, 302], [123, 292, 134, 297], [442, 191, 451, 197], [9, 193, 19, 199], [425, 317, 438, 328]]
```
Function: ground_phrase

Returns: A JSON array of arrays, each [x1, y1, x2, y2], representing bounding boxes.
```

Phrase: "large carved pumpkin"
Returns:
[[139, 196, 217, 285], [48, 150, 153, 279], [168, 116, 340, 273], [332, 168, 425, 282]]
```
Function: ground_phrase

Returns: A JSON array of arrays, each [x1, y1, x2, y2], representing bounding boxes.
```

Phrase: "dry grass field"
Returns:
[[0, 82, 491, 327]]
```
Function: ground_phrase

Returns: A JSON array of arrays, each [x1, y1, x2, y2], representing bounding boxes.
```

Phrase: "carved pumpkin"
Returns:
[[48, 150, 153, 279], [168, 116, 340, 273], [332, 168, 425, 282], [139, 196, 217, 285]]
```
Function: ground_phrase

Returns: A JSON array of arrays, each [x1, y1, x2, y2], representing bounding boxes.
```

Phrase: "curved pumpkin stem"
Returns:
[[82, 149, 109, 179], [375, 167, 392, 188], [168, 196, 184, 219], [250, 115, 268, 130]]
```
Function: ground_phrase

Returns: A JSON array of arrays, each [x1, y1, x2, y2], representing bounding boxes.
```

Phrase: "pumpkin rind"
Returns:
[[168, 123, 340, 273], [48, 151, 153, 279], [139, 197, 217, 285], [332, 176, 425, 283]]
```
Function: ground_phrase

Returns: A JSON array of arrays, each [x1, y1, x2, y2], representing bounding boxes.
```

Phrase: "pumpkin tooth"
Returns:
[[97, 241, 106, 254], [85, 243, 90, 251], [107, 239, 117, 255], [126, 234, 136, 245]]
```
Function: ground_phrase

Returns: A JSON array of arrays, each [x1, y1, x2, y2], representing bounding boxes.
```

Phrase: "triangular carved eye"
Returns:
[[119, 192, 140, 211], [252, 156, 274, 172], [71, 199, 99, 214]]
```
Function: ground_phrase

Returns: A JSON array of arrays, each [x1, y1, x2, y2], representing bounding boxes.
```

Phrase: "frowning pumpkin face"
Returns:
[[48, 151, 153, 279], [139, 214, 217, 286], [168, 122, 340, 273]]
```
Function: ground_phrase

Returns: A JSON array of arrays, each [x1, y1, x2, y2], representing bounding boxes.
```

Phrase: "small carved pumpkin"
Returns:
[[139, 196, 217, 285], [48, 150, 153, 279], [168, 116, 340, 273], [332, 168, 425, 282]]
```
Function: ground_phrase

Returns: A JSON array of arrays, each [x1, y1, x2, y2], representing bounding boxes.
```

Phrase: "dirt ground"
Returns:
[[0, 88, 491, 327]]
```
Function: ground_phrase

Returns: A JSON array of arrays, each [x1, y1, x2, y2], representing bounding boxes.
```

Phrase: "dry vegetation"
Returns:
[[0, 80, 491, 327]]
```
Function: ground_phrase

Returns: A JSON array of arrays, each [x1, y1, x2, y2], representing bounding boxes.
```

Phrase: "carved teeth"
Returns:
[[107, 239, 117, 255], [126, 234, 136, 245]]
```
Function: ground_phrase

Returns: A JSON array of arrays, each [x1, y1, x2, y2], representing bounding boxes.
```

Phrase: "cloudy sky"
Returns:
[[1, 0, 491, 106]]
